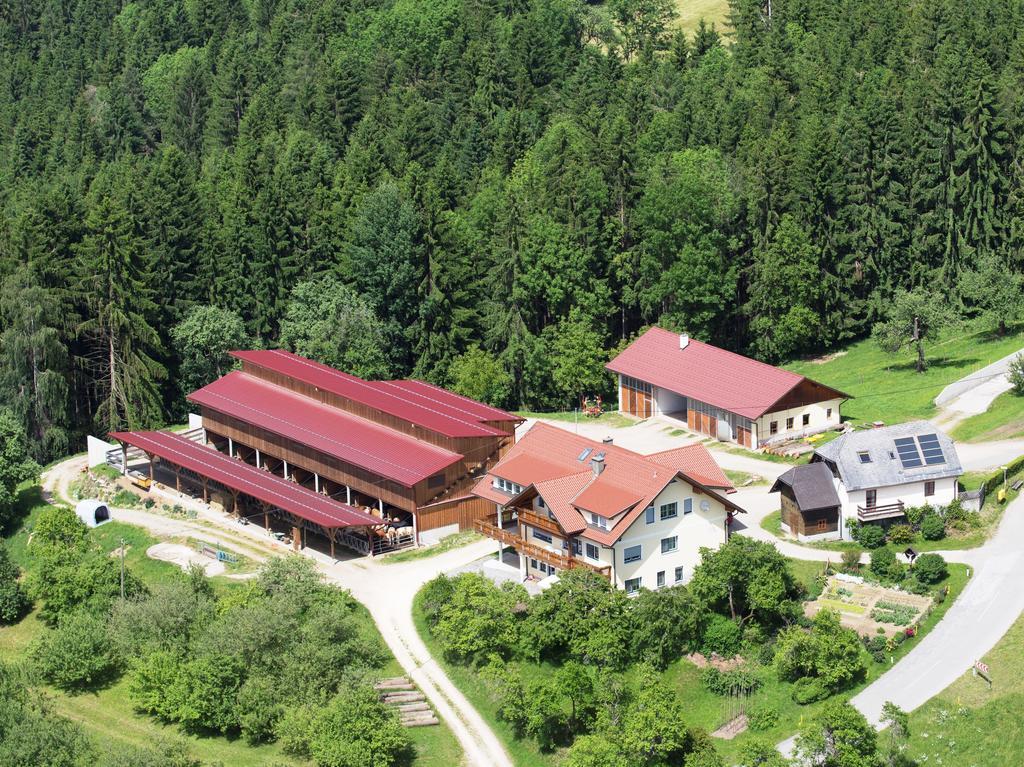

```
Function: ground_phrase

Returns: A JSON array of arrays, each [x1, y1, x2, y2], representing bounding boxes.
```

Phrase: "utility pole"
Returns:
[[119, 538, 125, 599]]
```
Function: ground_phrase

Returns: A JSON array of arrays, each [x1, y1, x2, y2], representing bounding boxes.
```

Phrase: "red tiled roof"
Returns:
[[471, 476, 511, 506], [531, 474, 592, 534], [648, 444, 734, 492], [475, 422, 743, 545], [188, 372, 461, 487], [231, 350, 514, 438], [108, 431, 381, 529], [376, 379, 522, 425], [606, 327, 844, 420]]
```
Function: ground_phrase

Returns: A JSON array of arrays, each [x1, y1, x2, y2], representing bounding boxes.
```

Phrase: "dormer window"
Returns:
[[590, 512, 608, 530], [493, 477, 523, 494], [858, 451, 872, 464]]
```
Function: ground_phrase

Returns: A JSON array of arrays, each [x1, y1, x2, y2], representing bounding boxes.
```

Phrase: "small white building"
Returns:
[[471, 423, 745, 593], [804, 421, 963, 538]]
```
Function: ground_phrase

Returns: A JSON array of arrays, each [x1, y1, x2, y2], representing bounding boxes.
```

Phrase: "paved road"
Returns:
[[43, 457, 512, 767]]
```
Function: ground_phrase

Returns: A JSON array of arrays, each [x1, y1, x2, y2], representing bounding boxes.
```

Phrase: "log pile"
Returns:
[[375, 677, 439, 727]]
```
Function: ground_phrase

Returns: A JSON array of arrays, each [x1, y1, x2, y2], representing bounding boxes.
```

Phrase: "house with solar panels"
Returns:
[[785, 421, 963, 539]]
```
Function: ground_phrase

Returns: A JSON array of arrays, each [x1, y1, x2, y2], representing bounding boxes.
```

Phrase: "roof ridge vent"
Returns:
[[679, 333, 689, 350]]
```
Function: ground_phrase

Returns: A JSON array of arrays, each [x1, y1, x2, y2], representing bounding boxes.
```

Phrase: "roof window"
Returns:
[[857, 451, 872, 464]]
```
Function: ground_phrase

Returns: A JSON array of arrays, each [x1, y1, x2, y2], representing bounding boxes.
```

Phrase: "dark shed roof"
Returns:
[[770, 461, 841, 512]]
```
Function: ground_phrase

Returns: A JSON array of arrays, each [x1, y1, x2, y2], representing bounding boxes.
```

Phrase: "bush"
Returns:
[[418, 575, 455, 627], [31, 610, 119, 690], [701, 614, 742, 657], [747, 704, 780, 732], [840, 548, 862, 571], [904, 504, 930, 526], [870, 547, 900, 579], [913, 553, 948, 584], [888, 524, 915, 544], [1009, 352, 1024, 395], [0, 542, 30, 623], [111, 489, 140, 508], [433, 574, 525, 664], [920, 514, 945, 540], [307, 687, 413, 767], [791, 676, 829, 704], [857, 524, 886, 549]]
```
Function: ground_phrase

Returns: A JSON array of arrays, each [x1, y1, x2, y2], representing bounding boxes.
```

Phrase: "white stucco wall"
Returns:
[[601, 479, 729, 591], [757, 397, 842, 445], [842, 477, 958, 518]]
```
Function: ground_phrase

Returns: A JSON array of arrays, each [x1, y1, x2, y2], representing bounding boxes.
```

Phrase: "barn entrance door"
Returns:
[[737, 426, 752, 448]]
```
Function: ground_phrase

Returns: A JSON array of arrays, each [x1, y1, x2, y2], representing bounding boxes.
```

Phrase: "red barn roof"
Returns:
[[231, 350, 517, 438], [108, 431, 381, 529], [606, 327, 847, 420], [188, 372, 462, 487]]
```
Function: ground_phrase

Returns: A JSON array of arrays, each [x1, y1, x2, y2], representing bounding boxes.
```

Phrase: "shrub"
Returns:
[[747, 704, 780, 732], [31, 610, 119, 690], [840, 549, 862, 571], [1009, 352, 1024, 395], [110, 489, 140, 508], [701, 614, 742, 657], [236, 675, 283, 744], [307, 687, 413, 767], [913, 553, 948, 584], [857, 524, 886, 549], [870, 547, 899, 579], [791, 676, 829, 704], [433, 574, 525, 664], [920, 514, 945, 540], [888, 524, 915, 544], [0, 543, 30, 623], [418, 575, 455, 627], [904, 504, 930, 526]]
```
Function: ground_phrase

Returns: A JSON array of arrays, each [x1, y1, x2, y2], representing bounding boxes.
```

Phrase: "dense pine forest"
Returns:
[[1, 0, 1022, 459]]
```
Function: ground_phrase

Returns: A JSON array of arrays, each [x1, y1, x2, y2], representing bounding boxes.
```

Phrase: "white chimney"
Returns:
[[591, 455, 605, 477], [679, 333, 689, 350]]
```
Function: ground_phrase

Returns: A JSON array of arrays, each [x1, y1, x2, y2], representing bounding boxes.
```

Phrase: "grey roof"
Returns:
[[812, 421, 962, 491], [770, 462, 841, 511]]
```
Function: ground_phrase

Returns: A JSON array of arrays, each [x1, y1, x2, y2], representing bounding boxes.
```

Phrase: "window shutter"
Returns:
[[645, 506, 655, 524]]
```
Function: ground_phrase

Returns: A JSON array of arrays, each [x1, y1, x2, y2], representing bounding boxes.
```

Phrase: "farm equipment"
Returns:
[[581, 395, 603, 418]]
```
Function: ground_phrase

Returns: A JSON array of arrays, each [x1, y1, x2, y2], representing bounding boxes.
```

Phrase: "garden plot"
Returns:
[[805, 576, 932, 637]]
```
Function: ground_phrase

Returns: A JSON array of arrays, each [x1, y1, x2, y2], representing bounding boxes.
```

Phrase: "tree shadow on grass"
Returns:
[[885, 355, 981, 373]]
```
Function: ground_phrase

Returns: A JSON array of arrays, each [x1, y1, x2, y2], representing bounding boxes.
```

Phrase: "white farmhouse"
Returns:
[[471, 423, 745, 593], [797, 421, 963, 540]]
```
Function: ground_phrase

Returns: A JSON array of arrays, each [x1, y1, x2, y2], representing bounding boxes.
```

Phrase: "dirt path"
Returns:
[[43, 457, 511, 767]]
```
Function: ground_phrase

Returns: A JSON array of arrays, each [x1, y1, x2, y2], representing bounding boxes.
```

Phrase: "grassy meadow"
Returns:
[[951, 388, 1024, 442]]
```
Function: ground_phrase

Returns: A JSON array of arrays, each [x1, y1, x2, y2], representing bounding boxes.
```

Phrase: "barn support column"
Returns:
[[346, 485, 351, 505], [292, 525, 302, 551], [230, 490, 240, 518], [174, 466, 181, 492], [120, 445, 128, 475], [147, 453, 155, 482], [314, 473, 320, 493], [255, 448, 261, 468], [378, 498, 384, 516], [496, 504, 503, 560], [282, 460, 289, 480], [201, 477, 209, 504], [228, 437, 234, 457], [412, 511, 419, 547], [329, 531, 335, 560], [368, 526, 375, 558], [263, 502, 270, 531]]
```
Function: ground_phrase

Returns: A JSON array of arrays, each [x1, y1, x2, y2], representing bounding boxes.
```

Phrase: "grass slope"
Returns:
[[1, 486, 462, 767], [908, 611, 1024, 765], [675, 0, 731, 34], [786, 324, 1024, 427], [951, 389, 1024, 442]]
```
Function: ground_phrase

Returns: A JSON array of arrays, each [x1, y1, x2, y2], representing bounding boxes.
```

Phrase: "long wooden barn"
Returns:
[[112, 349, 522, 554], [194, 350, 522, 537]]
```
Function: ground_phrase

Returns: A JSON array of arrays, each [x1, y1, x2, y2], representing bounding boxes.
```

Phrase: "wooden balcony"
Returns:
[[517, 509, 563, 538], [857, 501, 905, 522], [474, 520, 610, 577]]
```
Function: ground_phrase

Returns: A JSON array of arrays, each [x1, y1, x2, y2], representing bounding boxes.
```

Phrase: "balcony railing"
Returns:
[[857, 501, 905, 521], [517, 509, 563, 538], [474, 520, 610, 576]]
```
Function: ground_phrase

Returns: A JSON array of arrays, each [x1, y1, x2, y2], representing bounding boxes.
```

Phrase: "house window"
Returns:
[[661, 536, 678, 553], [572, 539, 582, 555], [586, 543, 599, 560], [770, 421, 778, 435], [865, 489, 877, 508], [924, 481, 935, 497], [623, 545, 642, 563], [674, 566, 684, 583], [590, 512, 608, 530], [683, 498, 693, 515], [530, 558, 538, 569], [660, 502, 678, 520], [816, 519, 827, 531], [827, 407, 833, 419], [645, 506, 655, 524], [428, 473, 445, 488], [802, 413, 810, 427], [624, 577, 642, 594], [537, 497, 546, 509], [532, 529, 553, 544], [657, 571, 666, 588], [786, 417, 794, 430], [858, 451, 872, 464]]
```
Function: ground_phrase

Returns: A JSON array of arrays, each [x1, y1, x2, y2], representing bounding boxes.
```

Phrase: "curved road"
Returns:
[[43, 457, 512, 767]]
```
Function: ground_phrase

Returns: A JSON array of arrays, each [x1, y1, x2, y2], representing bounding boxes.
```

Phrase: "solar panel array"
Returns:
[[893, 436, 923, 468], [893, 434, 945, 469], [917, 433, 945, 465]]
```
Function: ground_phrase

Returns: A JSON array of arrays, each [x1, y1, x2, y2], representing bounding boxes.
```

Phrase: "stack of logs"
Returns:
[[375, 676, 439, 727]]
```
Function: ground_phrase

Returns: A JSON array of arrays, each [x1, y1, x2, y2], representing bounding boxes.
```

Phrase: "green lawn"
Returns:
[[516, 409, 636, 429], [2, 484, 462, 767], [908, 611, 1024, 765], [952, 389, 1024, 442], [786, 324, 1024, 427], [674, 0, 731, 34], [724, 469, 768, 487], [380, 530, 483, 564]]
